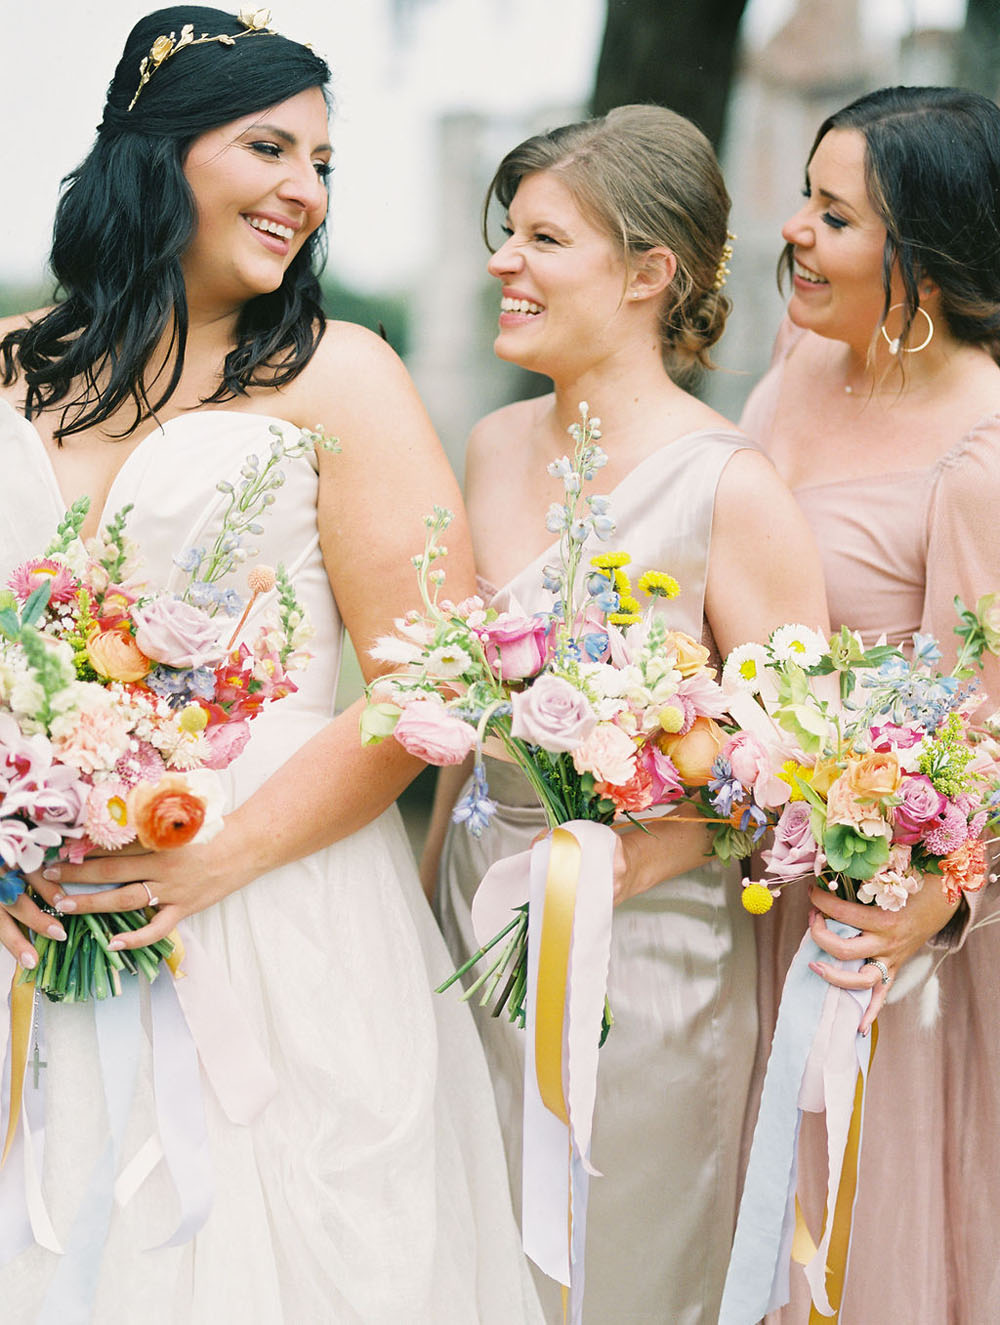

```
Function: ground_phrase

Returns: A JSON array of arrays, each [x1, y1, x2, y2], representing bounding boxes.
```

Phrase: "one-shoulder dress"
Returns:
[[0, 401, 543, 1324], [435, 429, 759, 1325], [742, 322, 1000, 1323]]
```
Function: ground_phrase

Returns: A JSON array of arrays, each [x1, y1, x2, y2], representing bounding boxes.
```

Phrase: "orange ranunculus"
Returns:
[[128, 774, 206, 850], [847, 750, 901, 800], [659, 715, 726, 786], [661, 631, 713, 678], [85, 627, 152, 682]]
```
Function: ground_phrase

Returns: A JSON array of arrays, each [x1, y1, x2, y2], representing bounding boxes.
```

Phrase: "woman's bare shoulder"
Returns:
[[467, 395, 551, 467]]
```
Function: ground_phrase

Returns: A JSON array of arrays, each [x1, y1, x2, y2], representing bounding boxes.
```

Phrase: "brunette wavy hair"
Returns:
[[782, 85, 1000, 362], [1, 6, 331, 440]]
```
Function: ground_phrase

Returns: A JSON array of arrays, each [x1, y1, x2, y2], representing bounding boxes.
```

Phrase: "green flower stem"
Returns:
[[435, 909, 524, 993], [480, 922, 528, 1007]]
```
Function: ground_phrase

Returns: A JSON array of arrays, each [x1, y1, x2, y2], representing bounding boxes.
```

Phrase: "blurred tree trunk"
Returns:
[[956, 0, 1000, 98], [590, 0, 750, 149]]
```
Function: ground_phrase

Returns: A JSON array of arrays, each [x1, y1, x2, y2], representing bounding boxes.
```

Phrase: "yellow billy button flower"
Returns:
[[658, 704, 685, 734], [179, 703, 209, 734], [741, 881, 774, 915], [638, 570, 680, 599]]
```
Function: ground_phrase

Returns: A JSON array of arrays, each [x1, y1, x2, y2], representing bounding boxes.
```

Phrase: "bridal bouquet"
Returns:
[[1, 424, 321, 1001], [720, 615, 1000, 917]]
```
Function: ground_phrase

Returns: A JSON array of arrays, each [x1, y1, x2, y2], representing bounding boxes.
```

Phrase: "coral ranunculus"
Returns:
[[129, 774, 206, 849], [658, 715, 726, 786], [85, 628, 152, 682]]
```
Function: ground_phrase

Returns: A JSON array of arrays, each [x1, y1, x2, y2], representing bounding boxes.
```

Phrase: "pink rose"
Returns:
[[510, 675, 596, 752], [393, 699, 477, 766], [892, 774, 947, 845], [132, 598, 225, 669], [725, 731, 789, 809], [761, 801, 825, 883], [572, 722, 637, 786], [479, 613, 549, 680]]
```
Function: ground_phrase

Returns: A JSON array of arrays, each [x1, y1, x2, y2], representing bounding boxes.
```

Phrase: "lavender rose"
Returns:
[[892, 774, 947, 845], [132, 598, 226, 669], [510, 675, 596, 752], [761, 801, 825, 883]]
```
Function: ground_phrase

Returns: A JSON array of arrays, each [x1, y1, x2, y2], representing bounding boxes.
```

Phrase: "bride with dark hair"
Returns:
[[0, 8, 541, 1321]]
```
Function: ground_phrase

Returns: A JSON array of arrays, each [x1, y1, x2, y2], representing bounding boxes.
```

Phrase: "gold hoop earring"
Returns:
[[880, 303, 934, 355]]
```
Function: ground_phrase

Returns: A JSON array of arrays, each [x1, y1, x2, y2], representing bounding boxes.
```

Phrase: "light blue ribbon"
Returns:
[[718, 921, 861, 1325]]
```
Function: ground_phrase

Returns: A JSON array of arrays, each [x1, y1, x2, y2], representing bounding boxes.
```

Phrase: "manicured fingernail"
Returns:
[[19, 950, 37, 969], [42, 867, 60, 882], [47, 923, 67, 941], [54, 897, 76, 913], [860, 1026, 870, 1038], [108, 939, 124, 951]]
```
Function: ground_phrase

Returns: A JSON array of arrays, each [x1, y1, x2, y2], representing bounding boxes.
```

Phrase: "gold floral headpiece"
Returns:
[[128, 8, 276, 111]]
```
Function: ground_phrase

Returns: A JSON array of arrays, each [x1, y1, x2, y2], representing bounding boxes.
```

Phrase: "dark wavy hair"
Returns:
[[483, 105, 732, 383], [1, 6, 331, 440], [781, 85, 1000, 362]]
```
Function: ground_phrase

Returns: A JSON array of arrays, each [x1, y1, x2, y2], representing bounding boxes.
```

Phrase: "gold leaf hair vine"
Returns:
[[128, 8, 275, 111]]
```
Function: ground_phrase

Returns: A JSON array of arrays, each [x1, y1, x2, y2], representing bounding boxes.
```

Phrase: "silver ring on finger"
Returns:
[[140, 882, 159, 908], [863, 957, 891, 986]]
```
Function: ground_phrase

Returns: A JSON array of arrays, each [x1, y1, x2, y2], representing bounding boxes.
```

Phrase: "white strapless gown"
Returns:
[[0, 402, 542, 1324]]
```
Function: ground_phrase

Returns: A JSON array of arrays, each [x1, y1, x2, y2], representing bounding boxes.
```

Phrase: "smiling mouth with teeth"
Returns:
[[500, 296, 543, 315], [794, 260, 827, 285], [245, 215, 295, 242]]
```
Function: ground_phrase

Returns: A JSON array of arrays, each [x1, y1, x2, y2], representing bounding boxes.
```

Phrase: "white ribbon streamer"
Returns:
[[475, 820, 615, 1322]]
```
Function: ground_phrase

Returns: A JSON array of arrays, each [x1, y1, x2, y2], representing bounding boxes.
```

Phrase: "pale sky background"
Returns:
[[1, 0, 966, 295]]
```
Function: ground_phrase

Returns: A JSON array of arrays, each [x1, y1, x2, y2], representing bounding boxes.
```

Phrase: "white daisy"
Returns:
[[722, 642, 769, 695], [769, 623, 827, 668], [426, 644, 473, 679]]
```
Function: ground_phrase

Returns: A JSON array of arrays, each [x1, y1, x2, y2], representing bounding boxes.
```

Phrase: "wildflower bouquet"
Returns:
[[720, 606, 1000, 1325], [362, 405, 787, 1033], [0, 424, 322, 1001], [719, 616, 1000, 918]]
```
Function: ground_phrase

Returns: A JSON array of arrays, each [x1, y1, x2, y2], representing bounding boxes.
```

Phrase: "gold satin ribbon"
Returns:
[[534, 827, 584, 1322], [2, 975, 34, 1165], [795, 1021, 879, 1323], [534, 827, 581, 1127], [164, 928, 186, 979]]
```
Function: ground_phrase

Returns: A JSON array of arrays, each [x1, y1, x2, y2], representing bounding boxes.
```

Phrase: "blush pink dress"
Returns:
[[741, 321, 1000, 1324]]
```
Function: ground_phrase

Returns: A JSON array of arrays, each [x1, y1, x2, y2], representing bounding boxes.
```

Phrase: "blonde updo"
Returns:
[[484, 104, 732, 380]]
